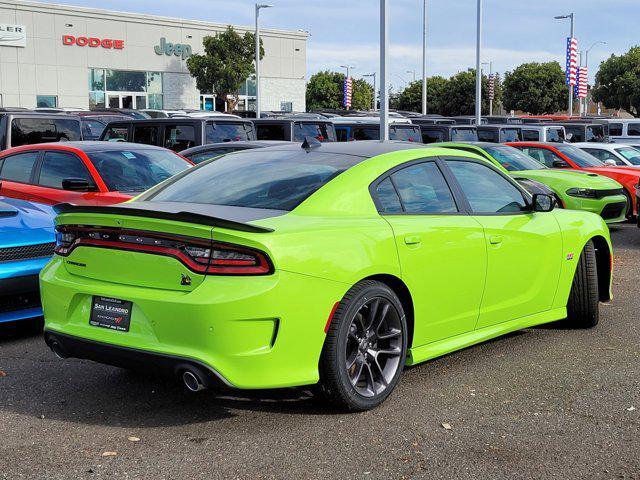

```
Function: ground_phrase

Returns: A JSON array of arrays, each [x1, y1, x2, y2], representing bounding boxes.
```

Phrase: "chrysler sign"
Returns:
[[0, 24, 26, 48]]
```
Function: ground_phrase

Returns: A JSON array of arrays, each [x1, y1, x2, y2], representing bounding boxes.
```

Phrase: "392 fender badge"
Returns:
[[566, 253, 574, 261]]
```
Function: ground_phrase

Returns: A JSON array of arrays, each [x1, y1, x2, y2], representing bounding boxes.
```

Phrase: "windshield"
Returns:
[[205, 123, 251, 143], [88, 149, 190, 192], [451, 128, 478, 141], [616, 147, 640, 166], [555, 145, 605, 168], [483, 145, 546, 171], [143, 149, 364, 211], [391, 126, 422, 142], [294, 123, 335, 142]]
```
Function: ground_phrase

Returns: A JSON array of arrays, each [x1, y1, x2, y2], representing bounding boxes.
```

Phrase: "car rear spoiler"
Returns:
[[53, 202, 275, 233]]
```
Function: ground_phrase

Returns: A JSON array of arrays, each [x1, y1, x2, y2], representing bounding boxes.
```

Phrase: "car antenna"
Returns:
[[301, 136, 321, 151]]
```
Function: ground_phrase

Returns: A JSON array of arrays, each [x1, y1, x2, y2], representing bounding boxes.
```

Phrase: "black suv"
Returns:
[[100, 118, 256, 152], [419, 125, 477, 144], [0, 113, 82, 150], [253, 119, 337, 142], [333, 120, 422, 142]]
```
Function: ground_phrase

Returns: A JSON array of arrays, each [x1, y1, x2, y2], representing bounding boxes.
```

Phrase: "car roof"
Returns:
[[253, 118, 333, 124], [235, 140, 431, 158], [8, 141, 170, 153], [572, 142, 633, 149], [105, 117, 250, 124], [180, 140, 292, 155]]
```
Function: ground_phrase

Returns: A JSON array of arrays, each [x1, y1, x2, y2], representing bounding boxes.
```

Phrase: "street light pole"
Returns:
[[583, 41, 606, 116], [363, 73, 377, 111], [422, 0, 428, 115], [380, 0, 389, 141], [340, 65, 356, 78], [406, 70, 416, 82], [255, 3, 273, 118], [555, 13, 575, 116], [474, 0, 483, 124], [482, 61, 493, 115]]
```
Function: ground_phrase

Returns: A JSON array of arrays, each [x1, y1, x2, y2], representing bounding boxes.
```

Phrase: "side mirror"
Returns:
[[62, 178, 92, 192], [552, 160, 569, 168], [532, 194, 555, 212], [604, 159, 617, 167]]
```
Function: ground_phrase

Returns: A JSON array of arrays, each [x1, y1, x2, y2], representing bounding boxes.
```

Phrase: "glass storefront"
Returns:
[[89, 68, 163, 110]]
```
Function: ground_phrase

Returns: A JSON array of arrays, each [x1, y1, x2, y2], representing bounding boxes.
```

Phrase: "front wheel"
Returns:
[[566, 240, 599, 328], [318, 280, 408, 411]]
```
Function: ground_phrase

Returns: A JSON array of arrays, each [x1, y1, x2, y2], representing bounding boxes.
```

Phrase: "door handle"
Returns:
[[489, 235, 503, 245], [404, 235, 422, 245]]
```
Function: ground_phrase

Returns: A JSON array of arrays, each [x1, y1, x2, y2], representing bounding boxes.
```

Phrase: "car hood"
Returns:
[[515, 169, 623, 189], [0, 197, 56, 248]]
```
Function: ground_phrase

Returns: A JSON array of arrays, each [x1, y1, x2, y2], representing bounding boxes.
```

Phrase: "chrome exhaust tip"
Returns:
[[50, 341, 68, 359], [182, 370, 206, 392]]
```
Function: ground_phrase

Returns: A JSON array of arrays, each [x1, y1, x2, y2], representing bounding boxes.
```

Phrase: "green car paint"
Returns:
[[439, 142, 628, 224], [41, 145, 613, 390]]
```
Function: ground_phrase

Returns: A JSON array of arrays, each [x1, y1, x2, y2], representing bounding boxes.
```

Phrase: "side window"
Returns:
[[583, 148, 622, 165], [0, 151, 39, 183], [609, 123, 623, 136], [521, 129, 539, 141], [133, 125, 159, 145], [10, 118, 81, 147], [103, 126, 129, 141], [628, 123, 640, 136], [335, 126, 349, 142], [38, 151, 94, 189], [375, 177, 403, 213], [477, 129, 497, 142], [164, 125, 196, 151], [447, 160, 527, 214], [519, 147, 564, 168], [387, 162, 458, 214]]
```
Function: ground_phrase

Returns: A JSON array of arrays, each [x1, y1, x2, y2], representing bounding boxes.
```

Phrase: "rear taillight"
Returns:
[[54, 225, 272, 275]]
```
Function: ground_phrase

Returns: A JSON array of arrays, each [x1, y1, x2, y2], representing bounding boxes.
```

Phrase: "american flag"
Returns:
[[575, 66, 588, 98], [565, 37, 578, 86], [488, 74, 495, 101], [343, 76, 353, 108]]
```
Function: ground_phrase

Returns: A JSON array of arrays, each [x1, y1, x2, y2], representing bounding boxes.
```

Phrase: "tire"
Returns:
[[566, 240, 599, 328], [623, 189, 635, 221], [318, 280, 408, 412]]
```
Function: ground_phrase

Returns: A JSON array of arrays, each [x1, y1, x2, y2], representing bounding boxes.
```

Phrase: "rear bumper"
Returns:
[[40, 257, 348, 389], [44, 330, 229, 387]]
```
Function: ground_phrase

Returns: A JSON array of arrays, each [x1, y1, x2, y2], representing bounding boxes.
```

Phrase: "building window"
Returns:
[[89, 69, 163, 110], [280, 101, 293, 112], [36, 95, 58, 108]]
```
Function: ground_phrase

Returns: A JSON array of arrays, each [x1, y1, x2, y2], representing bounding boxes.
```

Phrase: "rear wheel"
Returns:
[[623, 189, 635, 221], [566, 240, 599, 328], [318, 281, 407, 411]]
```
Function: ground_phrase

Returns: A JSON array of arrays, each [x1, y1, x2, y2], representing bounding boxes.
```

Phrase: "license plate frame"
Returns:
[[89, 296, 133, 332]]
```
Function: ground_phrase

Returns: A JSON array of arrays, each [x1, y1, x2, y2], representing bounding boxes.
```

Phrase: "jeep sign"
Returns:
[[0, 24, 26, 48], [154, 37, 192, 60]]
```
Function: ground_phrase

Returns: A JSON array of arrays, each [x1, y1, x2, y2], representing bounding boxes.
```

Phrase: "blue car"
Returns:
[[0, 197, 55, 325]]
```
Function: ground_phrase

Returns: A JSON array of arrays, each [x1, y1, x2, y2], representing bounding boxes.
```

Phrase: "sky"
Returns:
[[37, 0, 640, 91]]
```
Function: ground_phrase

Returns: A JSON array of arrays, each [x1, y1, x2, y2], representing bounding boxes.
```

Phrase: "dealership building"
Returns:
[[0, 0, 307, 112]]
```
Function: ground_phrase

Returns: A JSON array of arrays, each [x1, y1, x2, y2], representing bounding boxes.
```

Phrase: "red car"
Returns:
[[0, 142, 192, 206], [507, 142, 639, 217]]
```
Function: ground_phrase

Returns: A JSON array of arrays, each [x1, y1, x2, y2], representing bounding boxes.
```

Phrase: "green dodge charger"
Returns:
[[42, 142, 613, 411], [439, 142, 628, 223]]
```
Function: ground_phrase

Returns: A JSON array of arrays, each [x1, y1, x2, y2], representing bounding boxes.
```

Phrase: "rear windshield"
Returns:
[[256, 124, 286, 141], [421, 129, 444, 143], [477, 129, 498, 142], [353, 126, 380, 141], [143, 149, 364, 211], [391, 126, 422, 142], [10, 118, 81, 146], [555, 145, 605, 168], [294, 123, 335, 142], [451, 128, 478, 142], [87, 149, 190, 193], [483, 145, 546, 171], [205, 123, 251, 143]]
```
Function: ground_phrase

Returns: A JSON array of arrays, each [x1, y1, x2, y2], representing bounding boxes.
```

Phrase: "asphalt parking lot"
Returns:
[[1, 224, 639, 480]]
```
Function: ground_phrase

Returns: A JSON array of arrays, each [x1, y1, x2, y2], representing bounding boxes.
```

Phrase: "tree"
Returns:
[[306, 71, 374, 111], [592, 46, 640, 117], [396, 75, 449, 113], [438, 70, 498, 116], [186, 26, 263, 112], [502, 62, 566, 114]]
